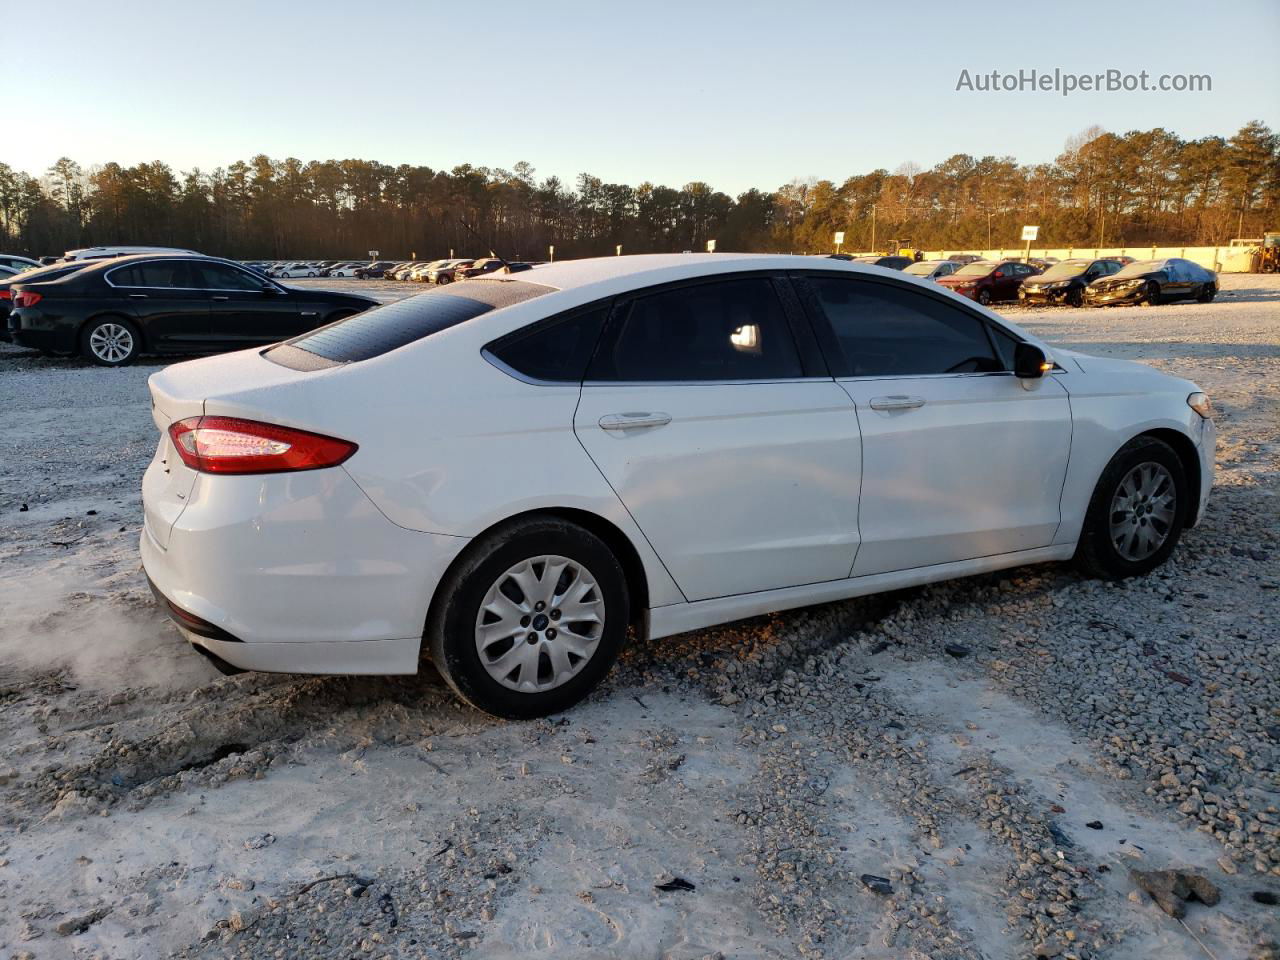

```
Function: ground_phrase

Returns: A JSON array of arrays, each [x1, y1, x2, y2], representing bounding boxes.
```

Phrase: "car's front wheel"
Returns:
[[976, 289, 992, 305], [1075, 436, 1187, 580], [81, 316, 141, 366], [427, 516, 630, 719]]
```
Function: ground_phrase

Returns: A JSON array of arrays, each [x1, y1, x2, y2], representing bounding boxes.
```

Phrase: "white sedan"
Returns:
[[271, 262, 319, 278], [141, 254, 1214, 718], [326, 262, 365, 278]]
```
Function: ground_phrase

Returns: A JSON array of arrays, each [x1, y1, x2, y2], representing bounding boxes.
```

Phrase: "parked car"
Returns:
[[427, 259, 474, 284], [407, 260, 449, 281], [1020, 259, 1125, 307], [457, 257, 508, 280], [354, 261, 398, 279], [272, 262, 321, 278], [0, 265, 17, 279], [1084, 258, 1218, 307], [851, 255, 912, 270], [902, 259, 957, 281], [947, 254, 984, 265], [389, 261, 428, 281], [0, 254, 40, 273], [60, 245, 200, 261], [0, 261, 90, 337], [140, 253, 1213, 718], [936, 259, 1040, 304], [324, 262, 366, 278], [8, 254, 377, 365]]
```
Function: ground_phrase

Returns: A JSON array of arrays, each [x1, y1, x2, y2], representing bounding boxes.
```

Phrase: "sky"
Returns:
[[12, 0, 1280, 194]]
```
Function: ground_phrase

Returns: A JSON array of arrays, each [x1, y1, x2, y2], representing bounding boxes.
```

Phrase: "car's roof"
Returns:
[[517, 252, 874, 293]]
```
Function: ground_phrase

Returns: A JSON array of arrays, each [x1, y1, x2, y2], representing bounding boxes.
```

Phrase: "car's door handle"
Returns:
[[211, 295, 229, 301], [128, 293, 148, 299], [300, 311, 319, 318], [869, 395, 926, 411], [599, 412, 673, 430]]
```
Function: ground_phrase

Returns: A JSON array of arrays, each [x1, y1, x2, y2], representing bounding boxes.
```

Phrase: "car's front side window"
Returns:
[[587, 277, 804, 382], [805, 276, 1003, 377]]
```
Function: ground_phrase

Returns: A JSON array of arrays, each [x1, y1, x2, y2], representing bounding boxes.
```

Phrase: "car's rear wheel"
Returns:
[[81, 316, 141, 366], [1197, 282, 1217, 303], [1075, 436, 1187, 580], [427, 516, 630, 719]]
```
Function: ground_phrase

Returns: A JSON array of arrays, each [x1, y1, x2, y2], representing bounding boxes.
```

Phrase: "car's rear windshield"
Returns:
[[264, 279, 553, 370]]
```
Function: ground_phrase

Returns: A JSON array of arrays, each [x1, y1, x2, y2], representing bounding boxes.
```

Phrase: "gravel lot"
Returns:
[[1, 273, 1277, 960]]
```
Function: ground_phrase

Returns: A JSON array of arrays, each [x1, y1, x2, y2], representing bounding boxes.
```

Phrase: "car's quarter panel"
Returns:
[[140, 464, 468, 652], [840, 373, 1072, 575], [574, 381, 862, 601]]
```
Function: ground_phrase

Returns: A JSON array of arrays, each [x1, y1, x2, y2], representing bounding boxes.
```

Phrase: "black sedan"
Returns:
[[1018, 258, 1123, 307], [8, 254, 377, 365], [852, 255, 913, 270], [1, 261, 91, 338], [1084, 258, 1217, 308]]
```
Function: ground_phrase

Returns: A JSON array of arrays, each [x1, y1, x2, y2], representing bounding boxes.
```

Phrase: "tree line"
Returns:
[[3, 121, 1276, 261]]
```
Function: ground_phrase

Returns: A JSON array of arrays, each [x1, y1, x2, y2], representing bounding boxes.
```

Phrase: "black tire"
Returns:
[[80, 316, 141, 366], [437, 273, 452, 285], [1074, 436, 1188, 580], [1066, 288, 1084, 308], [1142, 281, 1161, 306], [426, 516, 630, 719], [976, 289, 992, 306], [1197, 283, 1216, 303]]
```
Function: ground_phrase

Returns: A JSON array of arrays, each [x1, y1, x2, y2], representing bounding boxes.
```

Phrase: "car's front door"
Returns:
[[192, 261, 305, 346], [800, 273, 1072, 577], [573, 275, 862, 602], [106, 260, 210, 351]]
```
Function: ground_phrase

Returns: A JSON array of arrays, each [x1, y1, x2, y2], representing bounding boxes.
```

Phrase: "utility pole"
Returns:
[[870, 204, 877, 254], [987, 213, 993, 250], [1098, 208, 1105, 249]]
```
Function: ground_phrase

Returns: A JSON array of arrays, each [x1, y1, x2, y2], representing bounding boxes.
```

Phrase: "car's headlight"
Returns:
[[1187, 392, 1212, 419]]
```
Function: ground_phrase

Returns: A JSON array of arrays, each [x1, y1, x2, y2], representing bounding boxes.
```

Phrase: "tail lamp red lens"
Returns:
[[167, 416, 357, 474], [13, 291, 41, 308], [0, 289, 11, 301]]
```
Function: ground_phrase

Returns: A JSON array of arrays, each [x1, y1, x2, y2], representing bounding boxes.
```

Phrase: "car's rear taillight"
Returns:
[[0, 289, 11, 300], [168, 416, 357, 475], [13, 291, 41, 308]]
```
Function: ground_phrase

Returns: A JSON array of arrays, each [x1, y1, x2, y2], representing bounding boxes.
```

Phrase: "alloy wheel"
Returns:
[[474, 555, 605, 693], [1109, 461, 1177, 561], [88, 323, 135, 363]]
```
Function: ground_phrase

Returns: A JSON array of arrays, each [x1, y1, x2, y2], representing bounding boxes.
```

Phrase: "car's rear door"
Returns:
[[193, 261, 304, 346], [573, 274, 861, 603], [106, 260, 211, 351], [799, 272, 1072, 577]]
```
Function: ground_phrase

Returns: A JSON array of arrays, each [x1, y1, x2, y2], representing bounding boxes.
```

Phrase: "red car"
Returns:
[[936, 259, 1040, 305], [457, 257, 507, 280]]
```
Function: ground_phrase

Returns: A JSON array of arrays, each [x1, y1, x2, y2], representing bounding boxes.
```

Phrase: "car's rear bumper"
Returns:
[[140, 464, 471, 674], [9, 308, 76, 352]]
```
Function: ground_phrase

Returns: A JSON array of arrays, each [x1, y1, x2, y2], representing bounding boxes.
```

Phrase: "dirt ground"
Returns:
[[1, 273, 1277, 960]]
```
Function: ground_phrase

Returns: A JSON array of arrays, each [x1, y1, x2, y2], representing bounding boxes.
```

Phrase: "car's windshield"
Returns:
[[1039, 261, 1090, 280], [1113, 259, 1166, 279], [954, 261, 997, 277], [903, 262, 938, 276]]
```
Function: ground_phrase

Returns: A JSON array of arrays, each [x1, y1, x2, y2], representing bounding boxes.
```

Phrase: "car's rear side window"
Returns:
[[486, 305, 608, 382], [267, 279, 552, 368], [588, 277, 803, 382]]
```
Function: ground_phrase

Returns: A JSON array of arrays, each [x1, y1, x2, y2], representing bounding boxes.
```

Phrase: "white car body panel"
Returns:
[[839, 372, 1072, 575], [138, 254, 1214, 676], [574, 380, 861, 601]]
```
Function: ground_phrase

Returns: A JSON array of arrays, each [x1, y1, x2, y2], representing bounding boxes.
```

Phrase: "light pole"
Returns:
[[870, 204, 877, 254], [987, 213, 993, 251]]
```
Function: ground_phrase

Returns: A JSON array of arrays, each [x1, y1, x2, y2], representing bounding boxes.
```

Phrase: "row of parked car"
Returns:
[[249, 257, 541, 283], [843, 252, 1219, 307]]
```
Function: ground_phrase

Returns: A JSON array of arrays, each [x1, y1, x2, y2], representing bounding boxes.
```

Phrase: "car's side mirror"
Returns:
[[261, 283, 278, 295], [993, 270, 1004, 278], [1014, 342, 1050, 379]]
